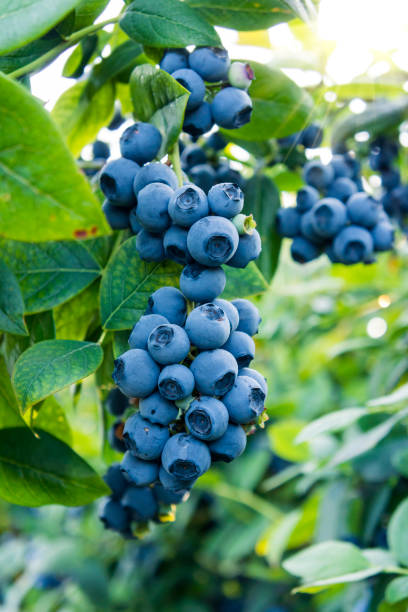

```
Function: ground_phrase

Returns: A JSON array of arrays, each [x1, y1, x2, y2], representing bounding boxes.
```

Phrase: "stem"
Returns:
[[169, 142, 183, 187], [8, 17, 120, 80], [98, 330, 107, 345]]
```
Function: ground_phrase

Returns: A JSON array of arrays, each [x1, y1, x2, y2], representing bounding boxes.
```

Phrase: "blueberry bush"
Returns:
[[1, 1, 408, 610]]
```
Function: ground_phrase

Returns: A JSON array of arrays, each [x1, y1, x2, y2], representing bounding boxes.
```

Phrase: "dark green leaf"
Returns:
[[113, 330, 130, 358], [0, 259, 27, 336], [0, 427, 109, 506], [120, 0, 220, 48], [0, 74, 109, 241], [0, 31, 63, 75], [2, 311, 56, 374], [244, 174, 281, 282], [0, 239, 101, 314], [83, 235, 117, 268], [62, 35, 98, 79], [223, 262, 268, 300], [386, 577, 408, 605], [31, 397, 72, 445], [54, 281, 100, 340], [0, 356, 25, 428], [13, 340, 103, 410], [392, 447, 408, 477], [0, 0, 82, 54], [130, 64, 190, 156], [100, 235, 180, 330], [388, 498, 408, 567], [58, 0, 110, 36], [185, 0, 296, 30], [221, 61, 313, 141]]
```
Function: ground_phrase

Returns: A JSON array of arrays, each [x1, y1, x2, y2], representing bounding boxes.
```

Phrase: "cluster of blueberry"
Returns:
[[99, 288, 267, 536], [276, 150, 395, 264], [373, 135, 408, 224], [160, 47, 254, 136]]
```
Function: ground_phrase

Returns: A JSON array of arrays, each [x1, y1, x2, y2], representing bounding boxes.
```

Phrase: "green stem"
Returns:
[[169, 142, 183, 187], [8, 16, 120, 80]]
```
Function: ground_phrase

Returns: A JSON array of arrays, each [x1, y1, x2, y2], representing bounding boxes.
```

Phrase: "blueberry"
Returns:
[[180, 144, 207, 170], [222, 330, 255, 369], [183, 102, 213, 137], [147, 323, 190, 365], [213, 298, 239, 331], [163, 225, 194, 265], [120, 123, 162, 165], [331, 154, 353, 179], [136, 229, 164, 262], [188, 164, 216, 192], [34, 574, 62, 590], [223, 375, 265, 423], [187, 216, 239, 266], [206, 131, 226, 151], [180, 263, 226, 302], [309, 198, 347, 238], [333, 225, 374, 264], [129, 207, 142, 234], [342, 153, 361, 180], [278, 133, 300, 148], [161, 433, 211, 479], [300, 124, 323, 149], [99, 498, 129, 532], [239, 367, 268, 396], [276, 207, 301, 238], [139, 391, 178, 425], [135, 182, 173, 233], [208, 423, 247, 462], [226, 229, 261, 268], [381, 168, 400, 191], [121, 484, 158, 520], [303, 160, 334, 190], [133, 162, 179, 196], [120, 451, 159, 486], [190, 348, 238, 395], [208, 183, 244, 218], [383, 185, 408, 215], [108, 108, 125, 131], [113, 349, 160, 398], [100, 158, 139, 206], [300, 210, 326, 245], [158, 364, 195, 401], [105, 388, 129, 416], [153, 482, 188, 505], [211, 87, 253, 129], [371, 221, 395, 251], [159, 465, 195, 492], [168, 184, 209, 227], [291, 236, 322, 263], [171, 68, 205, 111], [123, 413, 169, 460], [215, 164, 246, 190], [346, 193, 380, 228], [228, 61, 254, 89], [185, 303, 230, 349], [160, 48, 189, 73], [189, 47, 230, 82], [327, 177, 357, 203], [231, 299, 261, 336], [186, 396, 229, 441], [147, 287, 187, 326], [103, 463, 128, 499], [93, 140, 110, 159], [108, 420, 127, 453], [129, 314, 169, 350]]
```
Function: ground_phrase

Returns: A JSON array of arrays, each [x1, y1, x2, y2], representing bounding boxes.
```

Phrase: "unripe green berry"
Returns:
[[228, 62, 255, 90]]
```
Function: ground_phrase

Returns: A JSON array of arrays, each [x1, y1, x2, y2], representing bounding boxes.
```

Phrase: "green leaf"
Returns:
[[386, 577, 408, 605], [295, 408, 368, 444], [185, 0, 296, 30], [120, 0, 220, 48], [0, 31, 63, 75], [244, 174, 281, 282], [113, 331, 130, 359], [54, 281, 100, 341], [0, 0, 82, 54], [388, 498, 408, 567], [52, 79, 115, 157], [58, 0, 110, 36], [100, 236, 180, 330], [0, 356, 25, 428], [268, 419, 310, 462], [62, 35, 98, 79], [283, 541, 371, 583], [31, 397, 72, 446], [130, 64, 189, 156], [0, 427, 109, 506], [0, 259, 27, 336], [13, 340, 103, 410], [222, 262, 268, 300], [0, 239, 101, 314], [332, 98, 408, 146], [0, 74, 109, 242], [392, 447, 408, 478], [292, 567, 384, 594], [367, 383, 408, 407], [221, 61, 313, 141]]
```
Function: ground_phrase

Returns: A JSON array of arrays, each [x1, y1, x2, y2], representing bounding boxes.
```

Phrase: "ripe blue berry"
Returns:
[[186, 396, 229, 441], [300, 124, 323, 148], [296, 186, 320, 212], [189, 47, 230, 82], [208, 183, 244, 218], [231, 299, 261, 336], [139, 391, 178, 425], [161, 433, 211, 479], [133, 162, 178, 196], [211, 87, 253, 129], [183, 102, 213, 137], [208, 423, 247, 462], [190, 348, 238, 396], [147, 323, 190, 365], [93, 140, 110, 159], [163, 225, 194, 265], [129, 207, 141, 234], [103, 463, 128, 499], [159, 465, 195, 492], [129, 314, 169, 350], [222, 330, 255, 368], [187, 216, 239, 267], [105, 387, 129, 416], [303, 160, 334, 190], [120, 451, 159, 486], [291, 236, 321, 263], [121, 485, 158, 520], [123, 413, 169, 460], [346, 193, 380, 228], [120, 122, 162, 165], [371, 222, 394, 251], [99, 498, 129, 532], [239, 367, 268, 396], [160, 48, 189, 73], [147, 287, 187, 327], [213, 298, 239, 331], [300, 210, 326, 244], [327, 177, 357, 203], [333, 225, 374, 264], [180, 263, 226, 302], [309, 198, 347, 238], [381, 168, 400, 191], [188, 164, 216, 193], [158, 364, 195, 401], [102, 201, 130, 230], [168, 184, 209, 228], [215, 164, 245, 190], [171, 68, 206, 110], [227, 229, 261, 268], [276, 207, 301, 238], [181, 144, 207, 169], [112, 349, 160, 398], [331, 155, 353, 179], [135, 183, 173, 233], [153, 482, 188, 505], [206, 131, 226, 151], [223, 375, 265, 423], [100, 158, 139, 206], [185, 302, 230, 349], [136, 229, 164, 262]]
